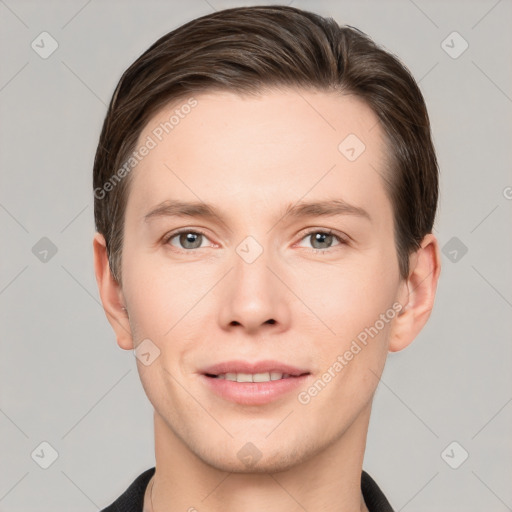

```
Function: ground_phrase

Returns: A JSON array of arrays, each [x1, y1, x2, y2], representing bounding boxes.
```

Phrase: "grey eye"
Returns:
[[309, 232, 336, 249], [168, 231, 207, 250]]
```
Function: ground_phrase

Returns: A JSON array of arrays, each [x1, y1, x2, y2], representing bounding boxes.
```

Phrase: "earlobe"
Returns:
[[388, 233, 441, 353], [92, 232, 134, 350]]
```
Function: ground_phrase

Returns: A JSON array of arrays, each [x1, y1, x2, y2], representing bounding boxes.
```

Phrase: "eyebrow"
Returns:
[[143, 198, 371, 225]]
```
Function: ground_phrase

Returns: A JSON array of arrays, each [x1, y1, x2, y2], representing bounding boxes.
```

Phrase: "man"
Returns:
[[93, 5, 441, 511]]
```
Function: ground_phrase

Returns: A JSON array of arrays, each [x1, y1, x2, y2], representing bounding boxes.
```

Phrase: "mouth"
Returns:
[[204, 371, 309, 382], [200, 360, 311, 405], [201, 359, 310, 378]]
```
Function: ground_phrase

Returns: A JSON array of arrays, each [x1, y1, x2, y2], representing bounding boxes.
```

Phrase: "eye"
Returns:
[[163, 228, 348, 254], [164, 229, 212, 251], [297, 229, 347, 252]]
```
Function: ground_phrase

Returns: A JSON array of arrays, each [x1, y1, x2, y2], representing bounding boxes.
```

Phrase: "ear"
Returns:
[[93, 232, 134, 350], [389, 233, 441, 352]]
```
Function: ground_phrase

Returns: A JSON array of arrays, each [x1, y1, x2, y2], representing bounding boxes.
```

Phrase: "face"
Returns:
[[118, 88, 405, 472]]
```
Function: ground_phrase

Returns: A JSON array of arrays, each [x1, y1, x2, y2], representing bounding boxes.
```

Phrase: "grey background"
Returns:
[[1, 0, 511, 510]]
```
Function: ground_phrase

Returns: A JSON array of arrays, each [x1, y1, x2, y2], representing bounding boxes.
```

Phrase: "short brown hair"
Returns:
[[93, 5, 438, 284]]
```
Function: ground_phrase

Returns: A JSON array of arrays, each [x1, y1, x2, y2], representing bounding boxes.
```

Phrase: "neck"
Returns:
[[147, 405, 372, 512]]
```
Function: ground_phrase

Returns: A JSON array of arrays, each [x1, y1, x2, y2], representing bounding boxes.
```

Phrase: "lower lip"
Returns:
[[201, 374, 310, 405]]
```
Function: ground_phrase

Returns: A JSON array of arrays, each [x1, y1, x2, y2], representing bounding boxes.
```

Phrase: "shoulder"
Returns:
[[100, 467, 156, 512], [361, 470, 395, 512]]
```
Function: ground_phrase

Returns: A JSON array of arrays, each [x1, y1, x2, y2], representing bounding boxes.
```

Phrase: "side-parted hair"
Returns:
[[93, 5, 438, 284]]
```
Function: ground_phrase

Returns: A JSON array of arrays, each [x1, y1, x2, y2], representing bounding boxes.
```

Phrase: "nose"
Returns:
[[218, 243, 291, 335]]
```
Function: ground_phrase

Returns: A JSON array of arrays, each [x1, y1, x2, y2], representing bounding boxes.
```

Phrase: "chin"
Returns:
[[195, 439, 316, 475]]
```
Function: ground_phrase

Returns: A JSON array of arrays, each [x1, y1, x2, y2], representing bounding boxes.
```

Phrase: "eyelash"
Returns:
[[163, 228, 348, 255]]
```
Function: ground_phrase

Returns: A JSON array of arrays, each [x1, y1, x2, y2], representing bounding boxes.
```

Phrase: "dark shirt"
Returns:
[[100, 467, 394, 511]]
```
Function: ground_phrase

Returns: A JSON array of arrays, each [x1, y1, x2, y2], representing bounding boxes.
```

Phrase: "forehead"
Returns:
[[125, 88, 391, 227]]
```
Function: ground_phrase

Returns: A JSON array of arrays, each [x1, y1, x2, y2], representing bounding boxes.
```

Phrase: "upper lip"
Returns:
[[201, 360, 310, 376]]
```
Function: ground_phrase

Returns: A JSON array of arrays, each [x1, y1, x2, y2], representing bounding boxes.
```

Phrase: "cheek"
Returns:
[[121, 250, 182, 340], [121, 248, 221, 368], [299, 253, 398, 329], [297, 268, 397, 416], [121, 257, 197, 403], [296, 251, 400, 381]]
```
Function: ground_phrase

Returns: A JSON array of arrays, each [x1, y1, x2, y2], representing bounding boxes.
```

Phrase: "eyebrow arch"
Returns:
[[144, 200, 223, 223], [143, 198, 371, 225], [283, 198, 371, 221]]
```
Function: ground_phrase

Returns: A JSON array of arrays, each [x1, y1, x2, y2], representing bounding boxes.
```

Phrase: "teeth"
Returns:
[[236, 372, 254, 383], [215, 372, 292, 382]]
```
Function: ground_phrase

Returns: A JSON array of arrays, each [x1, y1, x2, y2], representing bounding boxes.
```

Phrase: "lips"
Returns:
[[201, 360, 310, 377], [200, 360, 312, 405]]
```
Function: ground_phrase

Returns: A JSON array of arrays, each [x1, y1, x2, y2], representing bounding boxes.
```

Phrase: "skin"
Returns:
[[94, 88, 441, 512]]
